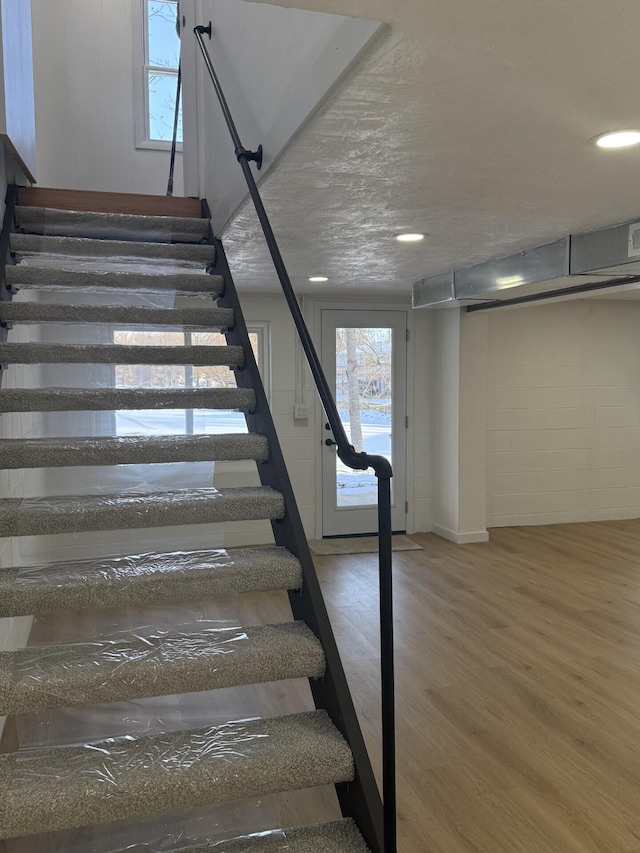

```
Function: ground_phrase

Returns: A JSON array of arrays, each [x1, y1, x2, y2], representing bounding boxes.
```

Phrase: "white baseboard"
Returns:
[[432, 523, 489, 544]]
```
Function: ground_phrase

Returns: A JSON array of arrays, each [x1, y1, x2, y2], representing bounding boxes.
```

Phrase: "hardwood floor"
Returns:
[[318, 521, 640, 852], [7, 519, 640, 851]]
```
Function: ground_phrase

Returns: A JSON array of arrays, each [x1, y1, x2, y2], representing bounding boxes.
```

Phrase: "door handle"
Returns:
[[325, 438, 337, 447]]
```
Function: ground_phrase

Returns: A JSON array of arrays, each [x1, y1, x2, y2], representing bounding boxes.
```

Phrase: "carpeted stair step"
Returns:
[[181, 820, 370, 852], [0, 546, 302, 617], [0, 486, 284, 537], [0, 710, 354, 839], [10, 233, 214, 265], [0, 302, 234, 329], [0, 386, 255, 413], [15, 206, 210, 244], [6, 265, 223, 295], [0, 621, 325, 715], [0, 433, 269, 469], [0, 342, 244, 366]]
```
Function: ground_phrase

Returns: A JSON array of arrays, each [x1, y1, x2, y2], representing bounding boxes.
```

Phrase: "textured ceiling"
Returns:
[[223, 0, 640, 296]]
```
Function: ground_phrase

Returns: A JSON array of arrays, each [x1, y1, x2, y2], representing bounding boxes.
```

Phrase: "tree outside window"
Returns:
[[145, 0, 182, 143]]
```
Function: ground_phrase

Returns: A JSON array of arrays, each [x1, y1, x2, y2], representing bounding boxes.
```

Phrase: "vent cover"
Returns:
[[628, 222, 640, 257]]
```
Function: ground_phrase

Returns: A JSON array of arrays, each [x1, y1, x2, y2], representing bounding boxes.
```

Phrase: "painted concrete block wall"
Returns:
[[487, 300, 640, 526], [432, 309, 461, 538], [408, 306, 434, 532], [30, 0, 184, 196]]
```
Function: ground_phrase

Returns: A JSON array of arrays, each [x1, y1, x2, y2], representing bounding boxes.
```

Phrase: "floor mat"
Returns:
[[308, 535, 422, 556]]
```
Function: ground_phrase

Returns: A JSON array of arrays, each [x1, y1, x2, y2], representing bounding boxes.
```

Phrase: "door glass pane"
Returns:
[[335, 327, 393, 507]]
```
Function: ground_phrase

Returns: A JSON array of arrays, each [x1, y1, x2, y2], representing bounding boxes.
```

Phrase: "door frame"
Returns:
[[312, 298, 415, 539]]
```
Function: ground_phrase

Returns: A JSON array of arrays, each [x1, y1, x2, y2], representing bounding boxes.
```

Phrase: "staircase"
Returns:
[[0, 188, 381, 851]]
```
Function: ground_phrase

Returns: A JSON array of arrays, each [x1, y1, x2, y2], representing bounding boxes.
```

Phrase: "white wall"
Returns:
[[487, 300, 640, 526], [409, 304, 435, 533], [432, 309, 461, 537], [183, 0, 382, 230], [430, 308, 489, 543], [214, 291, 434, 544], [30, 0, 184, 196], [0, 0, 37, 182], [214, 292, 317, 545]]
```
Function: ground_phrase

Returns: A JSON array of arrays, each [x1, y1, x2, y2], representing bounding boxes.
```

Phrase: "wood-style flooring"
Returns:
[[6, 519, 640, 852]]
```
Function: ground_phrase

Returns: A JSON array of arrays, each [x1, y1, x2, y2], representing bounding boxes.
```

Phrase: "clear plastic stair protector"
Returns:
[[4, 799, 291, 853], [1, 213, 337, 851], [0, 620, 249, 713], [6, 615, 335, 851], [0, 618, 324, 715]]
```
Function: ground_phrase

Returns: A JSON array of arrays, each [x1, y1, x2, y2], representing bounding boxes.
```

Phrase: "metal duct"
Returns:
[[413, 218, 640, 309]]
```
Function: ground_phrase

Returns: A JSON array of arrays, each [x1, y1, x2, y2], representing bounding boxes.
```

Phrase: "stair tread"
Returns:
[[0, 486, 285, 536], [0, 546, 302, 617], [6, 265, 223, 294], [0, 433, 269, 469], [15, 206, 210, 243], [0, 710, 354, 839], [0, 386, 255, 413], [0, 621, 325, 715], [10, 233, 213, 264], [16, 187, 202, 218], [0, 342, 244, 365], [182, 820, 370, 852], [0, 302, 234, 328]]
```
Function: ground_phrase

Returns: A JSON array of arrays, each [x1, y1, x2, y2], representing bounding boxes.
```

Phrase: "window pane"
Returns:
[[147, 0, 180, 68], [112, 329, 253, 436], [148, 70, 182, 142], [335, 327, 393, 507]]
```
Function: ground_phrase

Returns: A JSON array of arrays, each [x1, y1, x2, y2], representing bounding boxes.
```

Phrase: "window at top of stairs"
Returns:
[[139, 0, 182, 147]]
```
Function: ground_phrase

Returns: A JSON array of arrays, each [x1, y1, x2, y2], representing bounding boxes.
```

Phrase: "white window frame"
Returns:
[[134, 0, 183, 151]]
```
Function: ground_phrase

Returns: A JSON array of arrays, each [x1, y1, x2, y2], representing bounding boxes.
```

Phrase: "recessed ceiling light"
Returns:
[[396, 233, 425, 243], [309, 276, 329, 282], [593, 130, 640, 149]]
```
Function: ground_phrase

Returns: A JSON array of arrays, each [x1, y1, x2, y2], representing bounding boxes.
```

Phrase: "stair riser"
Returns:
[[0, 388, 255, 413], [0, 343, 244, 366], [0, 435, 269, 469]]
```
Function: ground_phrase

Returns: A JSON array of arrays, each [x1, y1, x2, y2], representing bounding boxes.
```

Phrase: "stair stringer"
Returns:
[[210, 234, 384, 853], [0, 186, 18, 348]]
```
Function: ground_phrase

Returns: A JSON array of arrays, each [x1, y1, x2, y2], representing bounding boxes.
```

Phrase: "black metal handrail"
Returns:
[[194, 24, 396, 853], [167, 62, 182, 197]]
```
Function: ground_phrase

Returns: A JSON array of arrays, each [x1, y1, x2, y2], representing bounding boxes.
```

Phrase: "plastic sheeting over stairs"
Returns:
[[0, 190, 375, 852]]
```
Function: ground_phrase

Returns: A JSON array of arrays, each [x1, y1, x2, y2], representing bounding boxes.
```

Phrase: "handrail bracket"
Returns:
[[236, 144, 263, 170]]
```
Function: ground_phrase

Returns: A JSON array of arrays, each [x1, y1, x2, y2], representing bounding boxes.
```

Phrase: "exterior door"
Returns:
[[320, 310, 407, 537]]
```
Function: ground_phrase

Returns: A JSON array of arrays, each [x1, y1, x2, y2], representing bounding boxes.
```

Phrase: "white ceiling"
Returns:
[[222, 0, 640, 297]]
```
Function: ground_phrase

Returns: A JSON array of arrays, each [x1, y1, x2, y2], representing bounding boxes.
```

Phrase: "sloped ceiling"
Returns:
[[221, 0, 640, 296]]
